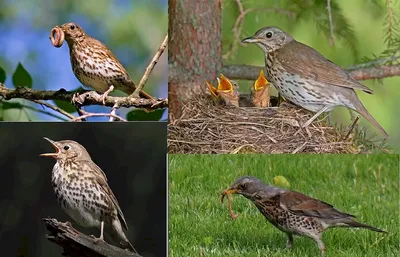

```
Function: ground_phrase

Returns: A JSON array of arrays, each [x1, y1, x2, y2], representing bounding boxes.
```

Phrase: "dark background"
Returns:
[[0, 122, 166, 257]]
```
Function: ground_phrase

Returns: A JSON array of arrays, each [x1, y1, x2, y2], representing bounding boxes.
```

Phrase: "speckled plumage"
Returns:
[[223, 176, 386, 256], [41, 138, 136, 252], [60, 22, 153, 99], [242, 27, 388, 138]]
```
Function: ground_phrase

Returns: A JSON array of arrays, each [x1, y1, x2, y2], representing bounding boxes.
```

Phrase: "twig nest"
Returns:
[[168, 96, 360, 154], [50, 26, 64, 48]]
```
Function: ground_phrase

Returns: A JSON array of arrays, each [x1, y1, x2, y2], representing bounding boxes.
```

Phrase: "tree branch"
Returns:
[[43, 218, 141, 257], [131, 34, 168, 97], [0, 85, 168, 109], [221, 64, 400, 81]]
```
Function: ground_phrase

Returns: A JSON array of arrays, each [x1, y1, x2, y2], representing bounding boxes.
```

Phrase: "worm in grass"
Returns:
[[221, 191, 239, 220], [50, 26, 65, 48]]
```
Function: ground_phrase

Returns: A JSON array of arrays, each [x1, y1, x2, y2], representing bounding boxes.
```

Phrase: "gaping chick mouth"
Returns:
[[40, 137, 59, 158]]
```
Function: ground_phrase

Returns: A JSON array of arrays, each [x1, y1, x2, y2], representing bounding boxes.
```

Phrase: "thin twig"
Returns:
[[131, 34, 168, 97], [327, 0, 335, 46], [72, 112, 127, 122], [33, 100, 75, 120], [344, 116, 360, 140]]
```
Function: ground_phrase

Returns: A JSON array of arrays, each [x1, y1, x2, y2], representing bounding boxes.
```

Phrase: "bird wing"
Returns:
[[86, 37, 130, 76], [85, 160, 129, 231], [280, 191, 355, 219], [276, 40, 373, 93]]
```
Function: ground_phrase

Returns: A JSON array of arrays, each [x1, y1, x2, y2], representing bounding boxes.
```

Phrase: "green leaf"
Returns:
[[53, 100, 76, 113], [126, 109, 165, 121], [0, 66, 6, 83], [0, 102, 24, 110], [12, 63, 32, 88]]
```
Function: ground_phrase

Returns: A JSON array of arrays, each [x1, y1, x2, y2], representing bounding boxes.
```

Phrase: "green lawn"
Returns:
[[169, 155, 399, 257]]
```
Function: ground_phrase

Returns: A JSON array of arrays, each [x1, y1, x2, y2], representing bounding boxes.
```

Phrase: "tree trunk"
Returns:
[[168, 0, 222, 119]]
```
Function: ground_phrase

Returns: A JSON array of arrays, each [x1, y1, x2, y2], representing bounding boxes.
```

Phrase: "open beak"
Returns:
[[254, 69, 268, 91], [241, 36, 260, 44], [40, 137, 60, 158], [206, 81, 219, 97], [217, 74, 233, 92]]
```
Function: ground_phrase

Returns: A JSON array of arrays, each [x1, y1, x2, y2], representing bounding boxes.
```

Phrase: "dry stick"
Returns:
[[131, 34, 168, 98], [33, 100, 75, 120], [344, 116, 360, 140], [326, 0, 335, 46], [43, 218, 141, 257]]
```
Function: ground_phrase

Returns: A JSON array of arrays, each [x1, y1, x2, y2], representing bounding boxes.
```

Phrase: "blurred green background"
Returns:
[[0, 0, 167, 121], [222, 0, 399, 151]]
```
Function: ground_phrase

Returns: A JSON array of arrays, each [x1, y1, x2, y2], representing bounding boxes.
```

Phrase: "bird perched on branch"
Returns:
[[51, 22, 153, 101], [222, 176, 386, 256], [242, 26, 388, 138], [40, 138, 137, 253]]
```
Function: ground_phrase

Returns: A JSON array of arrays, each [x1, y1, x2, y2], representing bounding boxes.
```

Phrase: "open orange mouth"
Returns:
[[40, 137, 60, 158]]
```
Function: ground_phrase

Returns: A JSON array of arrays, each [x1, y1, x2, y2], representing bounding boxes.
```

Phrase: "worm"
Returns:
[[50, 26, 64, 48], [221, 192, 239, 220]]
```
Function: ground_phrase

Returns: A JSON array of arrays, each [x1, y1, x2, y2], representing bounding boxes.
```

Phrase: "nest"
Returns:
[[168, 97, 360, 154]]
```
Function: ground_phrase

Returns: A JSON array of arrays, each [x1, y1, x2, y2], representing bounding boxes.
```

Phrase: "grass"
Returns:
[[168, 155, 399, 257]]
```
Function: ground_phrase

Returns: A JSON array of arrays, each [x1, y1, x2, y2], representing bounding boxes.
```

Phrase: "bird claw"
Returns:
[[90, 235, 105, 244]]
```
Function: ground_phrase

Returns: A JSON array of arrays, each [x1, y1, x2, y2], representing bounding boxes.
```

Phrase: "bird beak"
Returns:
[[254, 69, 268, 91], [206, 81, 219, 97], [217, 74, 233, 92], [40, 137, 60, 158], [241, 36, 260, 44], [222, 187, 239, 196]]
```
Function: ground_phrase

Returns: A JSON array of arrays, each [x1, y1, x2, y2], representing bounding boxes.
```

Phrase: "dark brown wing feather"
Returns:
[[85, 161, 129, 231], [280, 191, 354, 220], [277, 40, 373, 94]]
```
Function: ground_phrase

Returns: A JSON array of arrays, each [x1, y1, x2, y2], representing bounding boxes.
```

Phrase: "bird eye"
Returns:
[[63, 145, 70, 150], [266, 32, 272, 38], [239, 184, 246, 190], [70, 24, 75, 30]]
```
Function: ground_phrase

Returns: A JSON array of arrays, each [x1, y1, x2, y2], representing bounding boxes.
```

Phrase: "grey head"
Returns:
[[40, 137, 92, 161], [241, 26, 294, 53], [226, 176, 286, 200]]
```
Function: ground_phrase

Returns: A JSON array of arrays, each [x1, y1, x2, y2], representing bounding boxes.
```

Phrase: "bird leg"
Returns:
[[286, 233, 293, 249], [100, 85, 114, 105], [310, 234, 326, 256], [302, 106, 330, 128], [295, 105, 329, 136], [90, 221, 105, 243]]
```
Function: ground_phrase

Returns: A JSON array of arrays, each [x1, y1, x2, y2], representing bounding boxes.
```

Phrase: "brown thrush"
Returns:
[[58, 22, 153, 99], [250, 69, 270, 107], [40, 138, 137, 253], [206, 74, 240, 107], [242, 27, 388, 138], [222, 176, 386, 256]]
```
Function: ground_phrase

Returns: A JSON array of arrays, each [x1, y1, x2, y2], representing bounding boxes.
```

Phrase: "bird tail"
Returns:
[[345, 220, 387, 233], [351, 96, 388, 138], [104, 230, 138, 253]]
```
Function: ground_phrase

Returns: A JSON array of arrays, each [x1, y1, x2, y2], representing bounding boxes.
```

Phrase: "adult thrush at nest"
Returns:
[[222, 176, 386, 256], [56, 22, 153, 99], [41, 138, 137, 253], [242, 26, 388, 138]]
